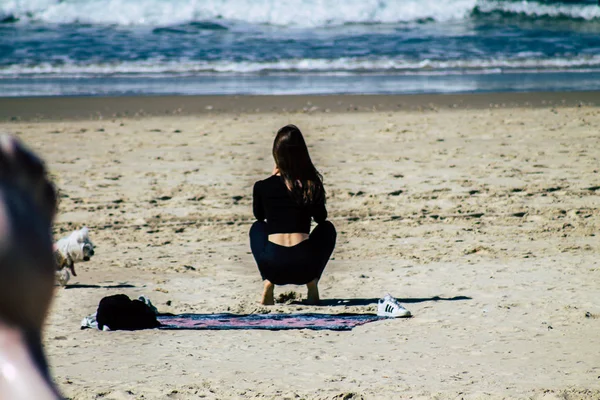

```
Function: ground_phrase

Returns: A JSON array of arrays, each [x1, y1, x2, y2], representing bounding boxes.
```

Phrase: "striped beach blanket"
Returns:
[[157, 313, 385, 331]]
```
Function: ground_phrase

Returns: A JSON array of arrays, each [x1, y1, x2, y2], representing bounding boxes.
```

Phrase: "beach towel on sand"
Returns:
[[81, 295, 386, 331], [82, 311, 384, 331], [156, 313, 385, 331]]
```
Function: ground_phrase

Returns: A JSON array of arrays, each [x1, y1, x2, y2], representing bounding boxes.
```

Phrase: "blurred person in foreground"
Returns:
[[0, 134, 61, 399]]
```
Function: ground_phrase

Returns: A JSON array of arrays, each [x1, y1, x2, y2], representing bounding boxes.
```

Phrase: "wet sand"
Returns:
[[1, 93, 599, 399], [1, 91, 600, 121]]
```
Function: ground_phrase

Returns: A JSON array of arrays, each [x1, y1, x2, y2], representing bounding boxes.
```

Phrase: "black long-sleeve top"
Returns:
[[253, 175, 327, 234]]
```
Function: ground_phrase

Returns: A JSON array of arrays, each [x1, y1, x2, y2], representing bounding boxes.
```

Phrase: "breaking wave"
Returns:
[[1, 0, 599, 27]]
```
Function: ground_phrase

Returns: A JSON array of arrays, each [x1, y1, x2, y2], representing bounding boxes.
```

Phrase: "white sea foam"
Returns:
[[477, 0, 600, 20], [2, 56, 600, 78], [1, 0, 598, 26]]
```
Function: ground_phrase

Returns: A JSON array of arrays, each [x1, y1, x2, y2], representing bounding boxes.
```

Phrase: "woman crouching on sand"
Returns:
[[250, 124, 336, 305]]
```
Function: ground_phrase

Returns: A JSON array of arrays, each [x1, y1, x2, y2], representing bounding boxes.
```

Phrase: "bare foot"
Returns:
[[305, 279, 320, 305], [0, 134, 59, 399], [261, 280, 275, 305]]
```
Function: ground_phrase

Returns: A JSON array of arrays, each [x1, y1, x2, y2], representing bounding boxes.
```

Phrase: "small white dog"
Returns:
[[54, 227, 95, 286]]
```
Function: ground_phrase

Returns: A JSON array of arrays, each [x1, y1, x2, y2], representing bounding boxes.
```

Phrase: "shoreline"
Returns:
[[1, 91, 599, 121]]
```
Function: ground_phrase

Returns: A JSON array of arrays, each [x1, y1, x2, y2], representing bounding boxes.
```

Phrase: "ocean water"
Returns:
[[1, 0, 599, 96]]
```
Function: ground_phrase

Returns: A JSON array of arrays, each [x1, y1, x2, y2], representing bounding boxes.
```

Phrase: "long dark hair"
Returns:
[[273, 124, 325, 205]]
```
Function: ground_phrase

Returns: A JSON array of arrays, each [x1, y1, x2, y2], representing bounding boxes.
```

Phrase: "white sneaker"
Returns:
[[377, 294, 411, 318]]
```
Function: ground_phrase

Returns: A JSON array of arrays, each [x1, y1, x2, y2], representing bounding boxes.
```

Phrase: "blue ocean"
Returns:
[[1, 0, 599, 96]]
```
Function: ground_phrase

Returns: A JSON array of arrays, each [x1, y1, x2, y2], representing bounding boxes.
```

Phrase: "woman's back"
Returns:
[[253, 175, 326, 235]]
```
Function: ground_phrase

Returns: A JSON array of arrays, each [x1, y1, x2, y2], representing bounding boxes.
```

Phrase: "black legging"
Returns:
[[249, 221, 336, 285]]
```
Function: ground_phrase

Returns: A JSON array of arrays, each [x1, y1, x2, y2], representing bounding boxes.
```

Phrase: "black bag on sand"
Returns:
[[96, 294, 161, 331]]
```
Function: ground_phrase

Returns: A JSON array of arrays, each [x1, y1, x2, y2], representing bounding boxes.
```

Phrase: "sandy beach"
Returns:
[[1, 93, 599, 399]]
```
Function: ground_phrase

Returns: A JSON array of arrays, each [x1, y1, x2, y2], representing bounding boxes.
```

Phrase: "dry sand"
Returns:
[[1, 94, 599, 399]]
